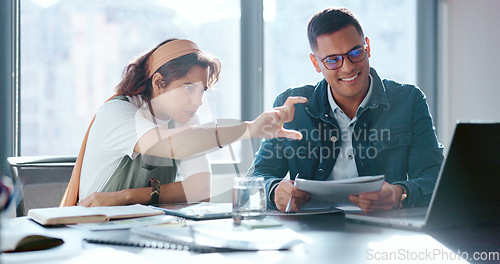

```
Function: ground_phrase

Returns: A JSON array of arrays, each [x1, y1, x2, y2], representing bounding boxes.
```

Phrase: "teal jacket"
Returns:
[[249, 68, 444, 209]]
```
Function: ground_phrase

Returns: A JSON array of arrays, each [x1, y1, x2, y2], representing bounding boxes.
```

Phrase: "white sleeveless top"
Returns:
[[79, 95, 211, 201]]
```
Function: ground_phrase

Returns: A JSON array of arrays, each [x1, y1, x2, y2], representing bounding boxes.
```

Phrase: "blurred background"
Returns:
[[1, 0, 499, 202]]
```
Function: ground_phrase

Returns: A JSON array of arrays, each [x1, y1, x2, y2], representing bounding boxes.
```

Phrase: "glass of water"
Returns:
[[232, 177, 266, 224]]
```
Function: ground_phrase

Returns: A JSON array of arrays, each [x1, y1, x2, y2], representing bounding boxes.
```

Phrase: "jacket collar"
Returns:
[[305, 67, 389, 121]]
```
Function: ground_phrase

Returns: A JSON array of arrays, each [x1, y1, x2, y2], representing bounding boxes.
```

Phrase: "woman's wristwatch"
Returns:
[[148, 178, 160, 205]]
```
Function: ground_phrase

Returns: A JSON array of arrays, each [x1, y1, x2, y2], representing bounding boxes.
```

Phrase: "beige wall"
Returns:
[[438, 0, 500, 148]]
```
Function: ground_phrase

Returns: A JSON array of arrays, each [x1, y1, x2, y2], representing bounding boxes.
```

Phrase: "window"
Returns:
[[20, 0, 241, 161], [19, 0, 420, 164], [264, 0, 417, 109]]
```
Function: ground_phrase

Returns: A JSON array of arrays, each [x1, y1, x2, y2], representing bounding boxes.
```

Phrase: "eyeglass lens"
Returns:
[[324, 47, 367, 70]]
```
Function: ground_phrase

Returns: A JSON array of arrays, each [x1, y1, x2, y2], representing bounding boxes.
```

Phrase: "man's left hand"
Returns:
[[349, 181, 403, 212]]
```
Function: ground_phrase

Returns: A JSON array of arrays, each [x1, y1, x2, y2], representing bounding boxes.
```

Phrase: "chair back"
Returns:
[[7, 156, 76, 216]]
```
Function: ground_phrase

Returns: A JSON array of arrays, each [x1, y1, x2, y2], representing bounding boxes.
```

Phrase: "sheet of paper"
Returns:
[[266, 207, 341, 216], [73, 215, 184, 231], [296, 175, 384, 207], [191, 225, 309, 250], [178, 202, 232, 215], [88, 204, 164, 219]]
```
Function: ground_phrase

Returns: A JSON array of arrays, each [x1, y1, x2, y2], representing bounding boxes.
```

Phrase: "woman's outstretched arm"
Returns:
[[135, 96, 307, 159]]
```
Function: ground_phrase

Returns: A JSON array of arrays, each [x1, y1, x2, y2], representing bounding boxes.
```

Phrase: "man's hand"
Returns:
[[349, 181, 404, 212], [274, 180, 311, 212]]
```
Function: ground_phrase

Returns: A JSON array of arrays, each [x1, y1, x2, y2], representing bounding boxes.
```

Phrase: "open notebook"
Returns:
[[345, 122, 500, 230]]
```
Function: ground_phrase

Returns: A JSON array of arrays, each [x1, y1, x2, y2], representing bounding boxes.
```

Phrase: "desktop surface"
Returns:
[[1, 211, 476, 264]]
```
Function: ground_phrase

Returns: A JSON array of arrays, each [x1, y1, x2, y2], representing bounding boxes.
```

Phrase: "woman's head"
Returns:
[[116, 39, 221, 123]]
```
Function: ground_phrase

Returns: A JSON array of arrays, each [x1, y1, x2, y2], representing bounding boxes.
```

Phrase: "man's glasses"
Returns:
[[316, 45, 368, 70]]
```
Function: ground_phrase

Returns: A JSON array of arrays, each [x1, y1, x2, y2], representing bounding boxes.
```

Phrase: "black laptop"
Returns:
[[345, 122, 500, 230]]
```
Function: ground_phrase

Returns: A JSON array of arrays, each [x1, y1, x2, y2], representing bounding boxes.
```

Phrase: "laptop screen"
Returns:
[[425, 122, 500, 229]]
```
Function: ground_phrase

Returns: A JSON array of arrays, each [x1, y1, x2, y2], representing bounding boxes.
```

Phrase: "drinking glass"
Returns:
[[232, 177, 266, 224]]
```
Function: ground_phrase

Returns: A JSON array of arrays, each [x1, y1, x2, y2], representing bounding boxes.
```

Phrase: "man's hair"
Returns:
[[307, 7, 364, 51]]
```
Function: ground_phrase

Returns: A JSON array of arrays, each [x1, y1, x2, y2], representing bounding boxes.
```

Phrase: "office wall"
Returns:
[[438, 0, 500, 148], [0, 0, 15, 177]]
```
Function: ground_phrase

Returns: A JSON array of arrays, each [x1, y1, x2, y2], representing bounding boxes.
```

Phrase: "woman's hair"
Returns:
[[115, 39, 221, 102], [307, 7, 364, 51]]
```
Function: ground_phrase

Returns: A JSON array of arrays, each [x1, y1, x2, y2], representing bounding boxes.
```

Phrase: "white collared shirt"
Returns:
[[327, 75, 373, 180]]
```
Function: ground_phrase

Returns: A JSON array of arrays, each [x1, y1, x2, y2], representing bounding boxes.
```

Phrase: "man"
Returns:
[[249, 7, 443, 212]]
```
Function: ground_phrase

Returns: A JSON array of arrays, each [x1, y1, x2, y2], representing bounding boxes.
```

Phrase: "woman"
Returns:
[[61, 39, 306, 207]]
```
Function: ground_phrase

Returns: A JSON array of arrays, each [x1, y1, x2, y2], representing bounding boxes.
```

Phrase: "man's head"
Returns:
[[307, 7, 364, 52], [308, 8, 371, 112]]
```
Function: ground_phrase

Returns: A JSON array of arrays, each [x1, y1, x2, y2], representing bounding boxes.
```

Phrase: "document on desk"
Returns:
[[73, 215, 185, 231], [295, 175, 385, 207], [189, 225, 308, 251], [130, 223, 308, 251], [151, 202, 233, 220]]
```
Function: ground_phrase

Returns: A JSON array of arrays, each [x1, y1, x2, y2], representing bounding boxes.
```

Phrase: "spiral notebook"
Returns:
[[84, 227, 229, 253], [85, 222, 307, 252]]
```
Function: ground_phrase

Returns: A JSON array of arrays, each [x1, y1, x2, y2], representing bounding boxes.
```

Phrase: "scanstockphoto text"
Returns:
[[366, 248, 500, 262], [259, 123, 391, 160]]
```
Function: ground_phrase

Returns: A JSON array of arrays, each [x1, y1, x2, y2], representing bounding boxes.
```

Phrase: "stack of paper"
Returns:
[[296, 175, 385, 207]]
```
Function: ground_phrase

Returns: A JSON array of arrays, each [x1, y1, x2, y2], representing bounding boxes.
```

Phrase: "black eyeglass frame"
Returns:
[[315, 44, 369, 70]]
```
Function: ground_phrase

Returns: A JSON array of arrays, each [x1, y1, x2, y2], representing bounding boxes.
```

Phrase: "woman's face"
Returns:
[[151, 65, 209, 124]]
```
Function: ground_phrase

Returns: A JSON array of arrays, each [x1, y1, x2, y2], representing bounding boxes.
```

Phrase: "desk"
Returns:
[[1, 213, 470, 264]]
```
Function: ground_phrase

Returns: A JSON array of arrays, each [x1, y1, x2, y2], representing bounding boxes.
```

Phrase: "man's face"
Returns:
[[310, 25, 371, 106]]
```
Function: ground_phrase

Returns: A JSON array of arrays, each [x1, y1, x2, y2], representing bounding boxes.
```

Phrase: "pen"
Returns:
[[285, 173, 299, 213]]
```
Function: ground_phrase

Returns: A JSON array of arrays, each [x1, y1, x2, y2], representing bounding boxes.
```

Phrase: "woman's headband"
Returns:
[[147, 39, 200, 78]]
